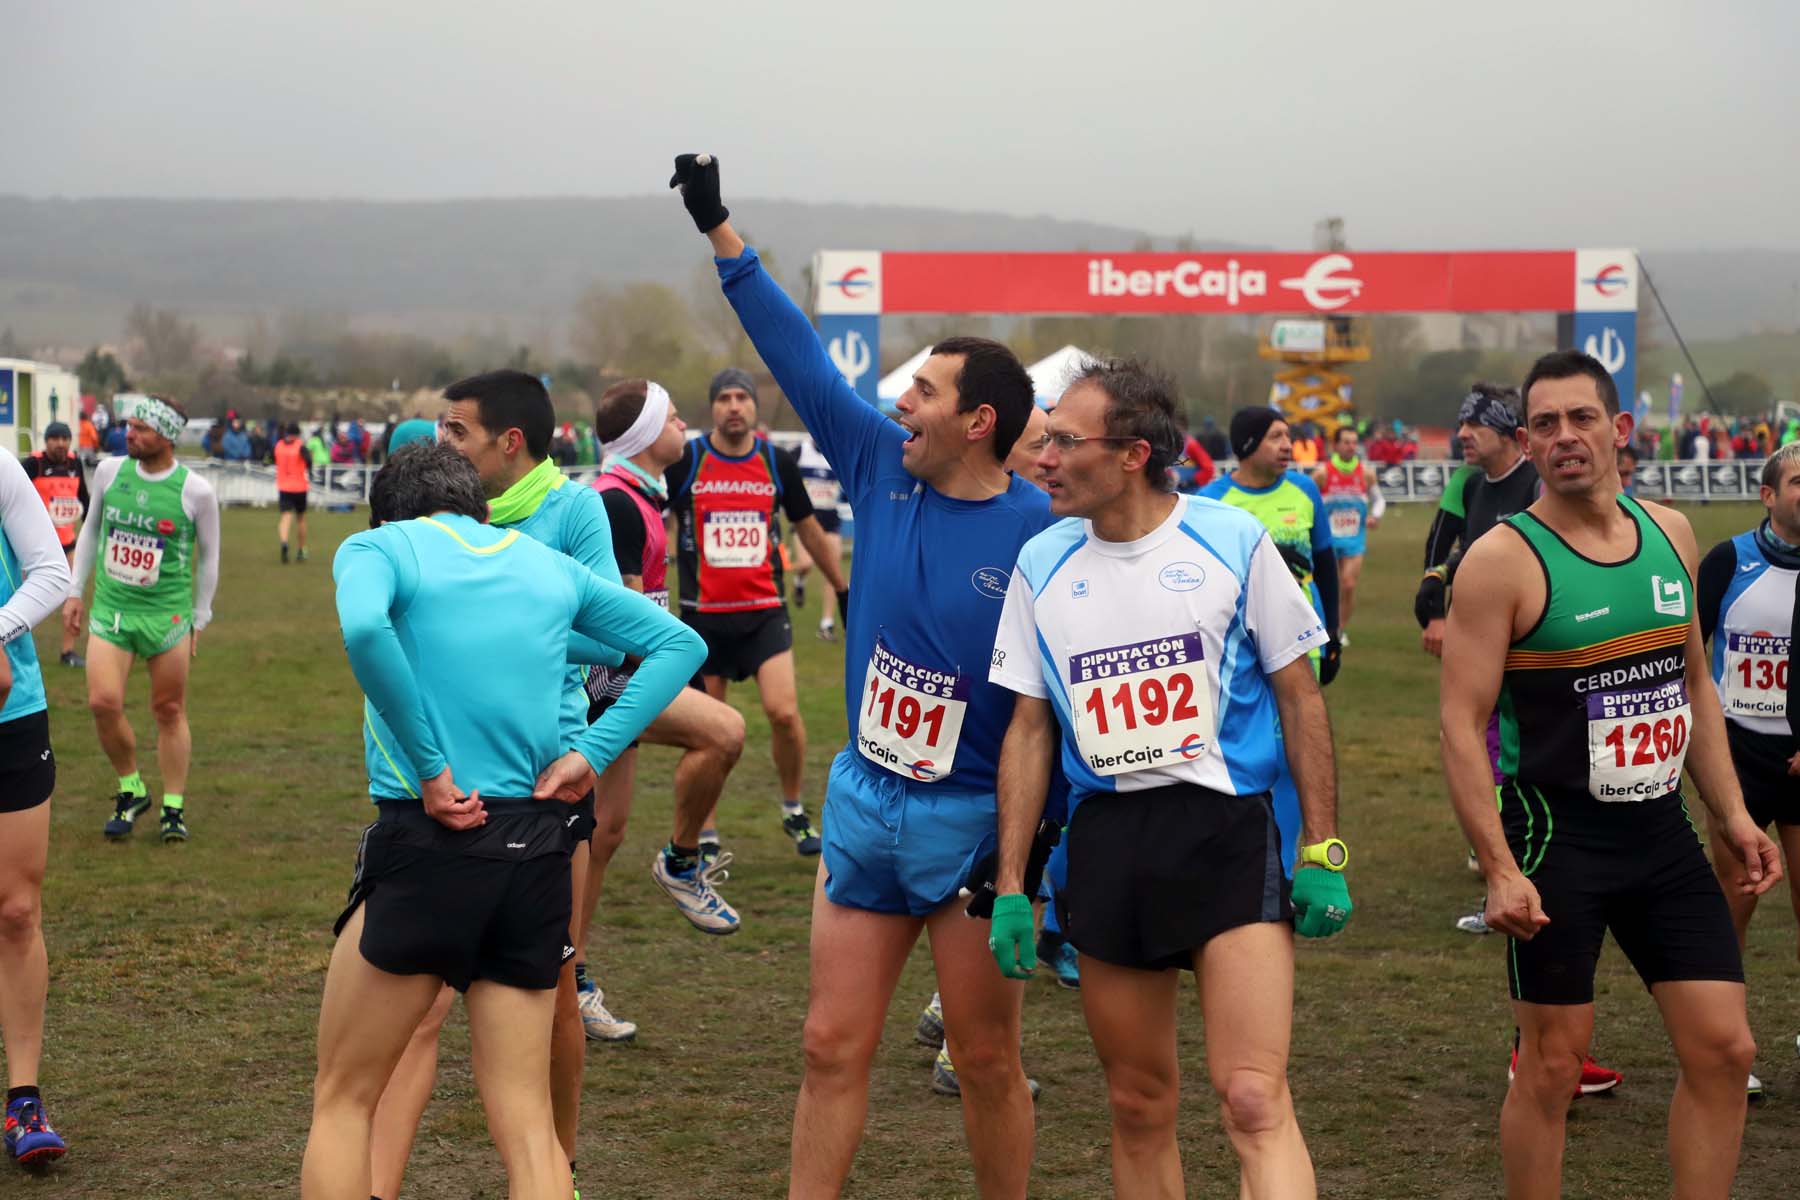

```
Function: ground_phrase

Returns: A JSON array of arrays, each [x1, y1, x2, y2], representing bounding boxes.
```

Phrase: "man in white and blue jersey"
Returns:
[[675, 153, 1050, 1198], [1698, 441, 1800, 1097], [302, 443, 703, 1200], [986, 360, 1351, 1199]]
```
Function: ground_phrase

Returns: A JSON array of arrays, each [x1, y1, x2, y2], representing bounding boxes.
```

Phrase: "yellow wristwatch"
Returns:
[[1298, 838, 1349, 872]]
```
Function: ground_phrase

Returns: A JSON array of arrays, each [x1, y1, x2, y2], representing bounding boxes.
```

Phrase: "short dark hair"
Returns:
[[442, 369, 553, 460], [1521, 350, 1618, 418], [1617, 444, 1638, 465], [1332, 424, 1357, 446], [368, 442, 489, 528], [929, 337, 1035, 463], [285, 422, 301, 437], [595, 379, 650, 444], [1067, 358, 1183, 493], [1762, 441, 1800, 490]]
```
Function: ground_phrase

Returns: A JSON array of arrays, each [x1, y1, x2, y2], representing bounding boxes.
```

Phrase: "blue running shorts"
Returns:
[[821, 748, 997, 916]]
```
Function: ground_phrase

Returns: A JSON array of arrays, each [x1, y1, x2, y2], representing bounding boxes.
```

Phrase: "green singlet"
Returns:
[[92, 458, 198, 657], [1496, 495, 1693, 803]]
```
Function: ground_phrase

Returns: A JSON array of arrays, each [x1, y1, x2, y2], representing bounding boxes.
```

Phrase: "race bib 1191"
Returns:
[[1069, 633, 1214, 777], [856, 639, 969, 782], [1587, 677, 1690, 801]]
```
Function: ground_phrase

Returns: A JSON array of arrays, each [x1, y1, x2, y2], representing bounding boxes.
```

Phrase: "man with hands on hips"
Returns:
[[985, 358, 1349, 1200]]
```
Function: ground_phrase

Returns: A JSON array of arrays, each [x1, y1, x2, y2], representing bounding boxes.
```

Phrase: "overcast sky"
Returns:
[[9, 0, 1795, 250]]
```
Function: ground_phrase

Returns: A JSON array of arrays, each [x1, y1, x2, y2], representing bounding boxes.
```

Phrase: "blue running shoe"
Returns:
[[103, 791, 150, 840], [1046, 939, 1080, 990], [4, 1097, 67, 1167]]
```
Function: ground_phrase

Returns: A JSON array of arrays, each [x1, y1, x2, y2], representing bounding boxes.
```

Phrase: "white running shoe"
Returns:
[[915, 992, 945, 1048], [652, 848, 741, 935], [1455, 909, 1493, 935], [577, 982, 637, 1042], [1748, 1072, 1765, 1100]]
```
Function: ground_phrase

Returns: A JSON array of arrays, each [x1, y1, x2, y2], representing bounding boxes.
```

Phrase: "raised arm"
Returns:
[[671, 154, 895, 494]]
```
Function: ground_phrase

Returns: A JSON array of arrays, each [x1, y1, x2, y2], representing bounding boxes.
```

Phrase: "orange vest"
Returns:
[[29, 458, 83, 548], [274, 438, 309, 493]]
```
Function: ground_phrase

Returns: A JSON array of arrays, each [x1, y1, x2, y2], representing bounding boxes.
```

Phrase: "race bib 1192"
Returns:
[[1587, 677, 1690, 801], [1069, 633, 1214, 777]]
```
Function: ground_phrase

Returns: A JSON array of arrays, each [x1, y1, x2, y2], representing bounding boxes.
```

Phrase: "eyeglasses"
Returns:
[[1025, 433, 1145, 453]]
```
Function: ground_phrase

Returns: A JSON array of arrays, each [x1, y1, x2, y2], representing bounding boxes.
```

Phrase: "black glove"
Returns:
[[1318, 636, 1343, 686], [963, 818, 1061, 919], [669, 153, 730, 234], [1413, 572, 1447, 628], [1276, 541, 1312, 583]]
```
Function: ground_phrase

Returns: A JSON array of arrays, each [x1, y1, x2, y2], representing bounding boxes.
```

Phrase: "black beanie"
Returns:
[[709, 367, 758, 404], [1230, 406, 1282, 458]]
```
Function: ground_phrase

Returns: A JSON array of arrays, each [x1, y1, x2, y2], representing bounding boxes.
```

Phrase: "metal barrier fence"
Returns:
[[183, 456, 1775, 512], [1365, 459, 1772, 503]]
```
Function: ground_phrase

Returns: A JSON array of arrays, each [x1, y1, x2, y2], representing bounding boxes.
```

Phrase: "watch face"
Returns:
[[1325, 841, 1347, 868]]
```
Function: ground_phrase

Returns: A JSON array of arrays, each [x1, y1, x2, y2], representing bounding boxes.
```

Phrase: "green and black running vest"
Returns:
[[1498, 496, 1693, 803]]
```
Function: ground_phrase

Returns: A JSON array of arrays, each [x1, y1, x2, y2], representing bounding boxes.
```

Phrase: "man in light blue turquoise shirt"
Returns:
[[302, 442, 703, 1200]]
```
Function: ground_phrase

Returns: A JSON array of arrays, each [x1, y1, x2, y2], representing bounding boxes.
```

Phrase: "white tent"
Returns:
[[876, 345, 933, 406], [1026, 345, 1097, 409]]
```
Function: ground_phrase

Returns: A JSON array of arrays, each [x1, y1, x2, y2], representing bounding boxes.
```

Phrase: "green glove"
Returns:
[[1291, 867, 1352, 938], [987, 893, 1037, 979]]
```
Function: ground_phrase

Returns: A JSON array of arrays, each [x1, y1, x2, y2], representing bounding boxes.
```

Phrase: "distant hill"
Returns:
[[0, 195, 1792, 349]]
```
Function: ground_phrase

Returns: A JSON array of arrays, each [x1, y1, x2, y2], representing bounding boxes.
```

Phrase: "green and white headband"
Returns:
[[116, 394, 186, 442]]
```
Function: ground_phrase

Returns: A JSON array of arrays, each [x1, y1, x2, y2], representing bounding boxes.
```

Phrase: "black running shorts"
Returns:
[[334, 804, 574, 992], [0, 710, 54, 813], [684, 607, 793, 683], [565, 789, 597, 846], [1500, 781, 1743, 1006], [1059, 782, 1292, 972], [1726, 723, 1800, 829], [277, 490, 308, 514]]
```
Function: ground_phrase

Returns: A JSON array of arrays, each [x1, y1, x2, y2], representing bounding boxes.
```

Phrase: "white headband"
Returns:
[[116, 394, 185, 442], [603, 382, 671, 460]]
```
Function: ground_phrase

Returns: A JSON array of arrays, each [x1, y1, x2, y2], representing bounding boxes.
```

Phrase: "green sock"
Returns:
[[162, 793, 184, 811], [119, 771, 146, 798]]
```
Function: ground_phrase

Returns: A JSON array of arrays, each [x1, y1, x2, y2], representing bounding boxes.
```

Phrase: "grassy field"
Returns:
[[5, 499, 1795, 1198]]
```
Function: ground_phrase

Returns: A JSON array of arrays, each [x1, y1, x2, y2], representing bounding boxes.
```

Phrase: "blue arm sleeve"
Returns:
[[333, 534, 447, 780], [715, 247, 900, 503], [1312, 545, 1340, 636], [1297, 473, 1332, 556], [565, 565, 707, 773]]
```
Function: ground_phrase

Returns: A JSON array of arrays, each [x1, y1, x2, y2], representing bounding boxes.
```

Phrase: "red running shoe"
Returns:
[[1509, 1048, 1623, 1097]]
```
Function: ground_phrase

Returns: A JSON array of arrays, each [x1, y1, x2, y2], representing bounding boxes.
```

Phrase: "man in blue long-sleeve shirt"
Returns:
[[674, 153, 1051, 1199], [301, 443, 703, 1200]]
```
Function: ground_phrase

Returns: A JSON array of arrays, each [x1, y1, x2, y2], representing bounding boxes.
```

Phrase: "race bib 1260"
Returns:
[[1069, 633, 1214, 776], [1722, 633, 1790, 721], [1587, 677, 1690, 801], [856, 639, 969, 782], [701, 510, 767, 568], [103, 528, 164, 588]]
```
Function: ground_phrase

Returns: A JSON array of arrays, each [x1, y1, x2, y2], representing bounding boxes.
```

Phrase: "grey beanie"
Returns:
[[708, 367, 758, 404]]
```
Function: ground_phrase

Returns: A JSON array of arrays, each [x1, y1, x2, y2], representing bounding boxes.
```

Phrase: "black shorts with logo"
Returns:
[[1726, 722, 1800, 829], [334, 803, 574, 992], [1059, 782, 1291, 972], [0, 710, 54, 813], [684, 607, 793, 683], [278, 490, 308, 514], [1500, 780, 1743, 1005]]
